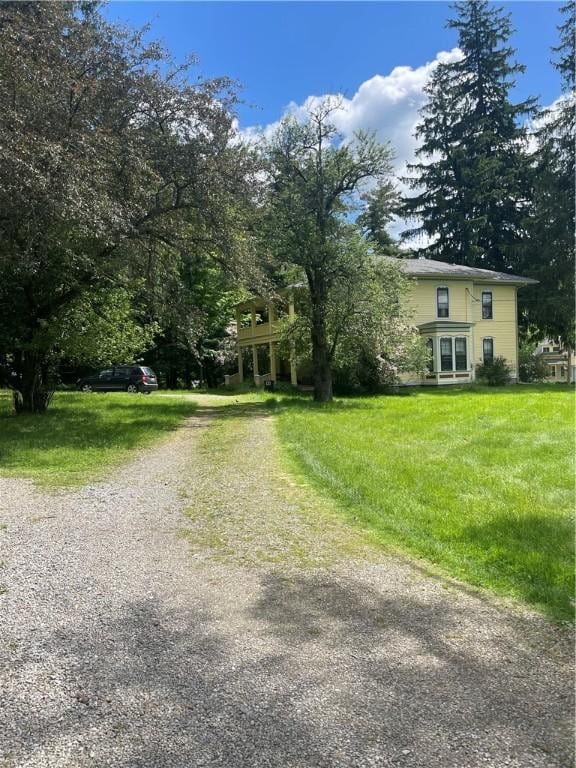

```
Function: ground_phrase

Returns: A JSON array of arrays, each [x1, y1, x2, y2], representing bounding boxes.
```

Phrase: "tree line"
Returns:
[[0, 0, 573, 410]]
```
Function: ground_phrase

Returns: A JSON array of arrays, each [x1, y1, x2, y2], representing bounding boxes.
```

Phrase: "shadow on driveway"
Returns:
[[4, 572, 573, 768]]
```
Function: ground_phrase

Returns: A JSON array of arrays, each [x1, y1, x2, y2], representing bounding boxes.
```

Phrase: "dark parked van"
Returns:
[[76, 366, 158, 394]]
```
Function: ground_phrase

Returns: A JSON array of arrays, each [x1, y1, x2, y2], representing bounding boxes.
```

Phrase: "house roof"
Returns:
[[396, 258, 539, 286]]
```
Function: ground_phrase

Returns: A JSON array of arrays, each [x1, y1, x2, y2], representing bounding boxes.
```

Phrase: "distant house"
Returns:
[[535, 339, 575, 383], [225, 258, 538, 387]]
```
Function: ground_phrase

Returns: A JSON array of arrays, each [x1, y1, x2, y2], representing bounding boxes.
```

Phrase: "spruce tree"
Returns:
[[520, 1, 575, 376], [402, 0, 537, 272]]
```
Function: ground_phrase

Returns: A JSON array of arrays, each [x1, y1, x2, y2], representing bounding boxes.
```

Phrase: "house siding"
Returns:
[[471, 283, 519, 377], [231, 263, 527, 388], [402, 278, 520, 384]]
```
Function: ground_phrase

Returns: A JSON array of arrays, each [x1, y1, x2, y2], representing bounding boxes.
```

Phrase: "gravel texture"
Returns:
[[0, 394, 573, 768]]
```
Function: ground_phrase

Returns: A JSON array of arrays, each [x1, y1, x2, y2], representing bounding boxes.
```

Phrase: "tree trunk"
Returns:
[[166, 366, 178, 390], [566, 346, 573, 384], [183, 363, 192, 390], [310, 288, 333, 402], [12, 351, 54, 414]]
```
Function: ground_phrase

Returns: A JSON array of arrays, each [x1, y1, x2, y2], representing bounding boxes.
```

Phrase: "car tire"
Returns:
[[126, 384, 139, 394], [81, 384, 93, 393], [142, 391, 152, 395]]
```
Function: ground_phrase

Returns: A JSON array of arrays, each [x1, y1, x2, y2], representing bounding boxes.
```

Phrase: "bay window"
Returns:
[[440, 337, 453, 371], [426, 337, 434, 372], [455, 337, 467, 370]]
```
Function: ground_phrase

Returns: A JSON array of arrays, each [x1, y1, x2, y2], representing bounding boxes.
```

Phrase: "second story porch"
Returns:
[[235, 293, 295, 345]]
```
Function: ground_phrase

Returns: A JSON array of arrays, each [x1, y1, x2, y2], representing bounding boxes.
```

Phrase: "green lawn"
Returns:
[[0, 391, 196, 486], [274, 385, 575, 622]]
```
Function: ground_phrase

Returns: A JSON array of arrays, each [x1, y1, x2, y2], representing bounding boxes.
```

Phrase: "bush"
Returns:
[[332, 349, 400, 395], [519, 346, 551, 383], [476, 356, 511, 386]]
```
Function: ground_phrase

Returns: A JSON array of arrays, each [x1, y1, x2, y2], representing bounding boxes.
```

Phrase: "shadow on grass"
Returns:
[[213, 381, 575, 411], [460, 513, 575, 623], [0, 392, 197, 483]]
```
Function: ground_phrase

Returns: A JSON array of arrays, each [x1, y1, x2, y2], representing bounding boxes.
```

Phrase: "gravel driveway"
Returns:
[[0, 395, 573, 768]]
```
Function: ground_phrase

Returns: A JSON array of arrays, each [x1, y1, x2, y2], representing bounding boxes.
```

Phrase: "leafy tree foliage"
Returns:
[[58, 287, 159, 368], [0, 2, 258, 411], [402, 0, 536, 272], [518, 342, 552, 383], [279, 232, 427, 393], [141, 257, 241, 388], [261, 99, 399, 401]]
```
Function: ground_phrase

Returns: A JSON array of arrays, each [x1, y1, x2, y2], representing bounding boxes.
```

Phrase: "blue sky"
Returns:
[[104, 1, 563, 129], [104, 1, 563, 240]]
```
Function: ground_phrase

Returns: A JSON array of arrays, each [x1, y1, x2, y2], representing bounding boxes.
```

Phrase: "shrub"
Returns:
[[519, 345, 551, 383], [476, 356, 511, 386]]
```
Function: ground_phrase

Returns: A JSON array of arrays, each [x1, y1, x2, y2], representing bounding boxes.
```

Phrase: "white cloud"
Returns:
[[240, 48, 462, 169], [237, 48, 463, 243], [525, 95, 570, 154], [236, 51, 563, 251]]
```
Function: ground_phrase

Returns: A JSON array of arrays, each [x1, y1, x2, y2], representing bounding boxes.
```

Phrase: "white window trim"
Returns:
[[482, 337, 494, 363], [439, 336, 453, 372], [481, 290, 493, 320], [437, 335, 469, 372], [436, 286, 450, 319], [454, 336, 468, 371]]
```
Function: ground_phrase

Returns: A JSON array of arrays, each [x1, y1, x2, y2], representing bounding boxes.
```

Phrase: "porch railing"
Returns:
[[254, 372, 272, 388], [224, 372, 241, 387]]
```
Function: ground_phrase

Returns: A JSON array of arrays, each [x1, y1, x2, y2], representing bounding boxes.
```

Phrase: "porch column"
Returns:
[[269, 341, 277, 382], [252, 344, 259, 377], [290, 341, 298, 386], [288, 293, 297, 385], [238, 344, 244, 383]]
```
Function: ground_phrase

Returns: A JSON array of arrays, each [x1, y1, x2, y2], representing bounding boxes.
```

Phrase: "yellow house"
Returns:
[[225, 258, 537, 387]]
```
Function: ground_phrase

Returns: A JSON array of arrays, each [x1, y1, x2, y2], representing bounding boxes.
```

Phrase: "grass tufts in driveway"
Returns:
[[274, 385, 575, 622], [0, 390, 196, 486]]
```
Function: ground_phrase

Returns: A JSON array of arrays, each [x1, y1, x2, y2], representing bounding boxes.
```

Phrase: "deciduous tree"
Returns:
[[262, 100, 397, 401], [282, 234, 427, 393], [0, 2, 258, 411]]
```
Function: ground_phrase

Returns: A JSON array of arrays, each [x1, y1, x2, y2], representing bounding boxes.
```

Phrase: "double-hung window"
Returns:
[[440, 337, 453, 371], [483, 338, 494, 364], [437, 287, 449, 318], [455, 337, 467, 370], [482, 291, 493, 319]]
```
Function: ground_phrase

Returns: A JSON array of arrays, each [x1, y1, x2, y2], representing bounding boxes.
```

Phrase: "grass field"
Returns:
[[273, 385, 575, 622], [0, 391, 196, 486]]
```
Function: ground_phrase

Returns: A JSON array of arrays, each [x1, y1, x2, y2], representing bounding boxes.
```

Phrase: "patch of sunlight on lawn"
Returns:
[[273, 384, 575, 622], [0, 390, 197, 486]]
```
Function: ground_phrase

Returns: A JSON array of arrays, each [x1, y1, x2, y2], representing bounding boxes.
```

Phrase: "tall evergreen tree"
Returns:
[[402, 1, 536, 271], [520, 0, 575, 377], [357, 182, 403, 257]]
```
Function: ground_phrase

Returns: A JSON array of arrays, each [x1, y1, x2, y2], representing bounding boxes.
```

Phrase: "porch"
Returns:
[[225, 294, 298, 388]]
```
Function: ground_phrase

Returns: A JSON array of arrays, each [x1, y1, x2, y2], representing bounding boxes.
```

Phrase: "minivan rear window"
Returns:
[[142, 367, 155, 376]]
